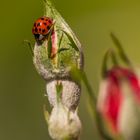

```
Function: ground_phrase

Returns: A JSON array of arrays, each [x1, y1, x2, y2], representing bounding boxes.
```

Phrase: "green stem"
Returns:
[[81, 71, 97, 103], [81, 71, 113, 140]]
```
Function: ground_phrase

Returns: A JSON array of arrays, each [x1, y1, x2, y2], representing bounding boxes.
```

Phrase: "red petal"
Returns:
[[104, 77, 122, 132]]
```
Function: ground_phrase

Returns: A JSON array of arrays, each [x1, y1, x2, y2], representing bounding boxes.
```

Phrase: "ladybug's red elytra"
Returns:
[[32, 16, 53, 44]]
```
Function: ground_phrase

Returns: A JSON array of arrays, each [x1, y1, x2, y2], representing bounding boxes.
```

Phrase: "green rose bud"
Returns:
[[33, 0, 83, 81]]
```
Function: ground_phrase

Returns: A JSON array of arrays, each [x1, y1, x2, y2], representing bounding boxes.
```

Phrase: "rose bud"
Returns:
[[97, 67, 140, 139]]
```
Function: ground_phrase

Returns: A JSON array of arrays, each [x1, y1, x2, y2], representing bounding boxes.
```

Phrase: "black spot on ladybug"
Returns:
[[35, 28, 38, 32], [42, 29, 46, 33], [37, 23, 40, 26], [34, 23, 36, 27], [48, 20, 52, 23], [47, 26, 50, 30], [39, 28, 41, 31], [43, 22, 47, 25], [41, 17, 44, 20]]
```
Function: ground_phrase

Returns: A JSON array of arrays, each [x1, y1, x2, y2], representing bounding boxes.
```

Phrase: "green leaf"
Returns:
[[47, 31, 52, 58], [55, 82, 63, 103], [62, 30, 79, 51], [101, 48, 118, 78], [58, 48, 69, 53], [23, 40, 34, 56], [110, 32, 132, 66], [58, 32, 64, 49], [43, 104, 50, 125]]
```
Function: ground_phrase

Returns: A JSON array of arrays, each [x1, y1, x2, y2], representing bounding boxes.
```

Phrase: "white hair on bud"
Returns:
[[46, 80, 81, 111]]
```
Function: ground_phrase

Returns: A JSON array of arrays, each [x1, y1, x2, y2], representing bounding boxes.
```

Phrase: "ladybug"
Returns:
[[32, 16, 53, 44]]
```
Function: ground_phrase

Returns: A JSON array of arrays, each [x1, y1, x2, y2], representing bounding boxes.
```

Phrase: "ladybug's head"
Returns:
[[33, 34, 45, 45], [32, 16, 53, 44]]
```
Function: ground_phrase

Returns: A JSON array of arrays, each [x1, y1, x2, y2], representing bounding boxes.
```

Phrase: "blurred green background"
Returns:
[[1, 0, 140, 139]]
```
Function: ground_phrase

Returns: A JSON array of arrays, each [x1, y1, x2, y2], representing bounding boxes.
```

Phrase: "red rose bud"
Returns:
[[98, 67, 140, 139]]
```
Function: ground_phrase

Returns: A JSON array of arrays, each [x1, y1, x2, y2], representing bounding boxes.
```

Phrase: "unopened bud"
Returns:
[[98, 67, 140, 139], [48, 102, 81, 140]]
